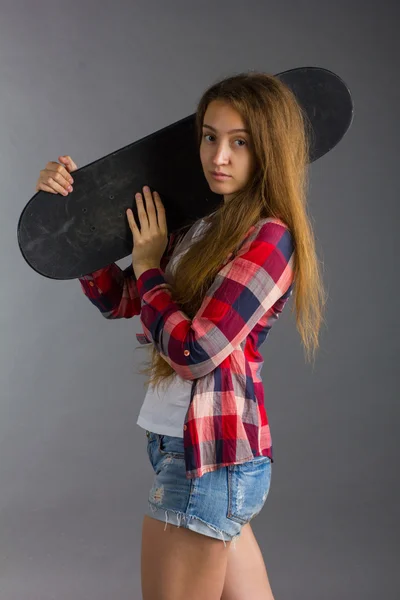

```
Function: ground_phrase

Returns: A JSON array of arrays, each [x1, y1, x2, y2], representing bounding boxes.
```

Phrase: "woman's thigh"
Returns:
[[221, 523, 275, 600], [141, 513, 231, 600]]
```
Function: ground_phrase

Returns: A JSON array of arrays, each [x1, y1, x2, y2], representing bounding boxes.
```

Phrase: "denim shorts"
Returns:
[[145, 430, 272, 547]]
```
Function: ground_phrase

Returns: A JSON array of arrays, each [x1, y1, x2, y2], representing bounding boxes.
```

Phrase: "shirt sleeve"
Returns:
[[78, 231, 180, 319], [78, 263, 140, 319], [135, 220, 295, 379]]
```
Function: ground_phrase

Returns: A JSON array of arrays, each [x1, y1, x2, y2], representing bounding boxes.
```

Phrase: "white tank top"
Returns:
[[136, 215, 212, 438]]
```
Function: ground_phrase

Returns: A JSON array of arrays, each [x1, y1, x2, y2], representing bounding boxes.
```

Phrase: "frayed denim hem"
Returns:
[[147, 501, 241, 549]]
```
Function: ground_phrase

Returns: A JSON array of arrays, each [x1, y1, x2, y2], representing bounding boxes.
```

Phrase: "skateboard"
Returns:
[[17, 66, 354, 280]]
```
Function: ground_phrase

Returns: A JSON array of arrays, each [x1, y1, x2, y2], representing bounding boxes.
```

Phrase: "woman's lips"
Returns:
[[211, 172, 231, 180]]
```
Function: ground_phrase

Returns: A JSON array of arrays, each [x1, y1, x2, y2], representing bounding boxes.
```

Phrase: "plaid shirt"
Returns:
[[79, 217, 295, 478]]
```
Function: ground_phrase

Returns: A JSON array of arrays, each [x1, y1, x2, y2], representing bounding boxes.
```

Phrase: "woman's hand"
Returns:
[[126, 186, 168, 273], [35, 155, 77, 195]]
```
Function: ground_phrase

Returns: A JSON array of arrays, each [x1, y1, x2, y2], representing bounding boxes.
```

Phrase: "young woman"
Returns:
[[35, 72, 326, 600]]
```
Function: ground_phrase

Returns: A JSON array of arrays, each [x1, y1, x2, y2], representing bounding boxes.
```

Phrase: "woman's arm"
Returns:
[[78, 230, 182, 319], [78, 263, 140, 319]]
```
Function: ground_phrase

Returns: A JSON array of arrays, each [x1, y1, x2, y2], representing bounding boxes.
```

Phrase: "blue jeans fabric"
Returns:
[[145, 430, 272, 546]]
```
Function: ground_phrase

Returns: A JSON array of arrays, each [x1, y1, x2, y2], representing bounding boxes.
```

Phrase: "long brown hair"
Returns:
[[134, 71, 327, 394]]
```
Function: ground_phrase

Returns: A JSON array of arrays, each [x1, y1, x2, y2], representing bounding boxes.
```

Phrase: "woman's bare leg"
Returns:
[[220, 522, 275, 600], [141, 514, 231, 600]]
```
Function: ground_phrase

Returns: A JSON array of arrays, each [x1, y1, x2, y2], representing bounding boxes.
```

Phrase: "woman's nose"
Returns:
[[213, 146, 229, 163]]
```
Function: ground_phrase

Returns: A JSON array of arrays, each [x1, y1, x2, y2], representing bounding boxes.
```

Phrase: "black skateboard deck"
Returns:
[[17, 66, 353, 280]]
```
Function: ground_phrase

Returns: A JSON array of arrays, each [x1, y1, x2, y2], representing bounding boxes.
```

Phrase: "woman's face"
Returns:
[[200, 100, 255, 204]]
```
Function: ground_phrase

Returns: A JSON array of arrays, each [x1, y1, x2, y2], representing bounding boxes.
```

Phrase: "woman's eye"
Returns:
[[203, 134, 246, 146]]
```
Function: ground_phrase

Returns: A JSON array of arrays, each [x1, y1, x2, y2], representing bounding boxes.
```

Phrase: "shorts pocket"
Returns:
[[227, 456, 272, 524], [158, 434, 185, 459], [146, 433, 158, 468]]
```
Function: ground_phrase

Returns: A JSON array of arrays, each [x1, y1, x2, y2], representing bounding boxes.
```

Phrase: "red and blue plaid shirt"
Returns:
[[79, 217, 295, 478]]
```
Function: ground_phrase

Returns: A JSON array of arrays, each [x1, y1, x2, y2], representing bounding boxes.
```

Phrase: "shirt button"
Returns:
[[184, 350, 190, 356], [89, 281, 95, 287]]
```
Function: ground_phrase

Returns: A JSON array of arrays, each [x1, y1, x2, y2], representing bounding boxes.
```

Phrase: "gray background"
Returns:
[[1, 1, 398, 598]]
